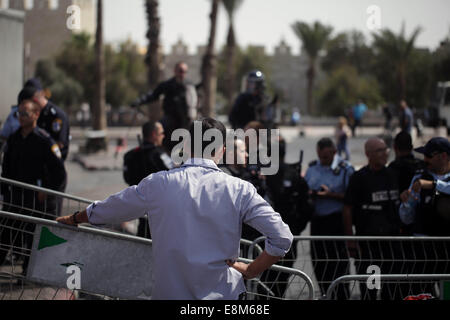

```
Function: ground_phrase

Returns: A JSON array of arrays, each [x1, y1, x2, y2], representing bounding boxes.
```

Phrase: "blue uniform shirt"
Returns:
[[305, 157, 354, 217], [399, 171, 450, 229], [1, 106, 20, 138]]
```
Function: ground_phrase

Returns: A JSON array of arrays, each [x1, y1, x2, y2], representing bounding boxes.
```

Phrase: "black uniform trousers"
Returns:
[[0, 187, 56, 275], [310, 211, 350, 300]]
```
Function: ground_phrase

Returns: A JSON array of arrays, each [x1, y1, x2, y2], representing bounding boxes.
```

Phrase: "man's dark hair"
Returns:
[[18, 86, 38, 104], [142, 121, 158, 140], [189, 118, 226, 157], [394, 131, 413, 152], [317, 137, 335, 151]]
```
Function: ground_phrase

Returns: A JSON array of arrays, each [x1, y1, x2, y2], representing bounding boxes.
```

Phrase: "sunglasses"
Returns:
[[16, 111, 32, 118]]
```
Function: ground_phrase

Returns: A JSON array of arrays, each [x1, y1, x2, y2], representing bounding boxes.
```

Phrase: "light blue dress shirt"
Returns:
[[305, 158, 354, 217], [86, 158, 293, 300], [399, 172, 450, 228]]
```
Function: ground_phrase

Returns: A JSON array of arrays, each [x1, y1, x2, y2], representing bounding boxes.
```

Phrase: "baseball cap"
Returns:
[[17, 86, 39, 104], [414, 137, 450, 157], [24, 78, 43, 91]]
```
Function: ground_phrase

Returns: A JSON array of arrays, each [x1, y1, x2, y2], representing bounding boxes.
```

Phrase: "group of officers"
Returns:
[[1, 61, 450, 300], [123, 61, 450, 300], [0, 78, 70, 273]]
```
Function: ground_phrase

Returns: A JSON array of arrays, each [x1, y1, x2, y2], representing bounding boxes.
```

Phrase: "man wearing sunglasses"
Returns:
[[399, 137, 450, 236], [0, 99, 66, 275], [399, 137, 450, 297]]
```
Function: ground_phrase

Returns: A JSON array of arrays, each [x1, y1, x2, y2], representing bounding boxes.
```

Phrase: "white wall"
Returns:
[[0, 9, 24, 122]]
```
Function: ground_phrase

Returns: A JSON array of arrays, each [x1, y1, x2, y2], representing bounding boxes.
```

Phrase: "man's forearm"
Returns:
[[229, 250, 281, 280], [56, 209, 89, 226], [246, 251, 281, 279]]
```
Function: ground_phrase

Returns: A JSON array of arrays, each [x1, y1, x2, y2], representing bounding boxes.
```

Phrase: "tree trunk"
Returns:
[[200, 0, 220, 118], [145, 0, 161, 89], [145, 0, 162, 121], [225, 23, 236, 115], [89, 0, 107, 152], [398, 62, 407, 101], [306, 60, 316, 115]]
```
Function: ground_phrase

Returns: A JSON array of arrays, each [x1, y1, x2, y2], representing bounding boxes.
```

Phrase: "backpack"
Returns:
[[123, 145, 156, 186]]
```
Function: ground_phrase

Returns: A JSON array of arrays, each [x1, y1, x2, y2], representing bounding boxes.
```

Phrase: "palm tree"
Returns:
[[145, 0, 161, 90], [90, 0, 107, 151], [372, 23, 422, 101], [222, 0, 244, 113], [200, 0, 221, 118], [292, 21, 333, 115]]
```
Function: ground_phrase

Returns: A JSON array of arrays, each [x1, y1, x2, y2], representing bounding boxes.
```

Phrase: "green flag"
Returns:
[[38, 227, 68, 250]]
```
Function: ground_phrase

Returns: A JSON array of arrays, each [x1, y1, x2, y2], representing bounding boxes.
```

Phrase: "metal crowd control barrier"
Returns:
[[248, 235, 450, 300], [0, 210, 314, 300], [326, 274, 450, 300], [0, 177, 92, 220], [0, 177, 316, 300]]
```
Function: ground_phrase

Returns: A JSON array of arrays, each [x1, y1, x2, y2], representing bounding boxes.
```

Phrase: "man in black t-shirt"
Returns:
[[343, 138, 402, 300], [131, 62, 197, 153], [389, 131, 425, 194], [123, 121, 175, 239]]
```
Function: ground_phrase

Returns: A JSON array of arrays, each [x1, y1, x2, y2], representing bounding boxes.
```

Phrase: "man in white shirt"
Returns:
[[57, 118, 293, 300]]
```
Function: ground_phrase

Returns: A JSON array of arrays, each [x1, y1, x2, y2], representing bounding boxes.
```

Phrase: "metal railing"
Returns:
[[326, 274, 450, 300], [247, 235, 450, 300]]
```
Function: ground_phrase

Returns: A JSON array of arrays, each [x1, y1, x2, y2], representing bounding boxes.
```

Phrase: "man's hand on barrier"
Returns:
[[56, 210, 88, 226]]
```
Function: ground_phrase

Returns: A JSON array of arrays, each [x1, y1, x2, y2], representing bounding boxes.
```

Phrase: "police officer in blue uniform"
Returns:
[[21, 80, 70, 214], [21, 79, 70, 162], [0, 99, 66, 275], [399, 137, 450, 297], [305, 137, 354, 299]]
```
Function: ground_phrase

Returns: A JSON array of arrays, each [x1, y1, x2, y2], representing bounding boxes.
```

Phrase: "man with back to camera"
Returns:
[[389, 131, 425, 196], [131, 62, 197, 153], [123, 121, 175, 239], [399, 100, 414, 136], [57, 118, 293, 300]]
